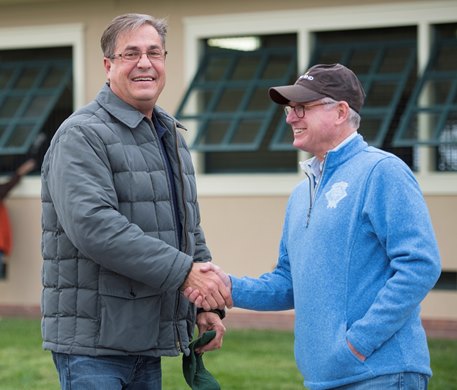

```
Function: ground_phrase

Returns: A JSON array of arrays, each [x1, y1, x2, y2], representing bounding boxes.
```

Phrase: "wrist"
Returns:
[[180, 261, 194, 290], [197, 308, 226, 320]]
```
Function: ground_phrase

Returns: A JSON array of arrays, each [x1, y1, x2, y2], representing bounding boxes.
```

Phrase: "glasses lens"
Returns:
[[147, 50, 165, 61], [123, 50, 140, 61], [284, 105, 305, 118]]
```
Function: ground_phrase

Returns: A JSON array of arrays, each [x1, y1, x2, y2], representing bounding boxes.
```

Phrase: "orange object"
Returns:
[[0, 202, 12, 256]]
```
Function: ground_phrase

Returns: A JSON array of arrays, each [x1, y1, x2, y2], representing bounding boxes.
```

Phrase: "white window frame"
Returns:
[[183, 0, 457, 196], [0, 23, 84, 198]]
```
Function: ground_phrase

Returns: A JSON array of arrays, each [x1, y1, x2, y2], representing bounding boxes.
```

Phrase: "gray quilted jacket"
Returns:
[[41, 84, 211, 357]]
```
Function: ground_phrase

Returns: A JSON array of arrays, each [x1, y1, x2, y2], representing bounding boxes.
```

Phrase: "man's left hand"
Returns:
[[195, 311, 226, 354]]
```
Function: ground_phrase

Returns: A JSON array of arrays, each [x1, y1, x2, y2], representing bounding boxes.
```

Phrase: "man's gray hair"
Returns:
[[320, 97, 361, 129], [101, 13, 168, 58]]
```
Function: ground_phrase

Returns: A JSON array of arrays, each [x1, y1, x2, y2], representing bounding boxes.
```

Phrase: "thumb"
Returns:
[[199, 262, 217, 273]]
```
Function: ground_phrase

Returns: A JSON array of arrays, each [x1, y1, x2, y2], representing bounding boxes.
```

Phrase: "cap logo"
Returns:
[[299, 73, 314, 81]]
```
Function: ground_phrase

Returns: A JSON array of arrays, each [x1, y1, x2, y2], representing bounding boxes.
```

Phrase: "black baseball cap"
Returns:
[[269, 63, 366, 113]]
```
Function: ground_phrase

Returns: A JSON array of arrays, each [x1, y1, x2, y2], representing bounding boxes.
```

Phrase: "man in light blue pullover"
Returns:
[[186, 64, 441, 389]]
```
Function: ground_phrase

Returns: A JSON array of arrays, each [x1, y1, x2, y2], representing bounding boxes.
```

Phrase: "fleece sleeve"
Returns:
[[231, 224, 295, 311]]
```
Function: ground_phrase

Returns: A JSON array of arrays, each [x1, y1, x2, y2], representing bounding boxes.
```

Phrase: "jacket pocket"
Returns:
[[97, 271, 161, 352]]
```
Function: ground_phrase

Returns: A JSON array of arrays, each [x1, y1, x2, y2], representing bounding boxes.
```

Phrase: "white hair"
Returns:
[[320, 97, 361, 129]]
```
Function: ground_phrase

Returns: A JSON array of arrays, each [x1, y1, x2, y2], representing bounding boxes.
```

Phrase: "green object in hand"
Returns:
[[182, 330, 221, 390]]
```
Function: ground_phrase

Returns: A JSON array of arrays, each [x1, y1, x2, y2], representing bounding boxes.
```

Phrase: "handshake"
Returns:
[[181, 262, 233, 311]]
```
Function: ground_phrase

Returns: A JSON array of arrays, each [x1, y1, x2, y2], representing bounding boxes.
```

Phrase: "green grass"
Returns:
[[0, 318, 455, 390]]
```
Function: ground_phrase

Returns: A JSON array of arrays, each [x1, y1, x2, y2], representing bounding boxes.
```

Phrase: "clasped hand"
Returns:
[[181, 262, 232, 311]]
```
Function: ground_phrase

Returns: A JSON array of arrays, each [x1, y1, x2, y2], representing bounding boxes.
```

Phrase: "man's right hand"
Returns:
[[181, 262, 233, 310], [183, 263, 232, 310]]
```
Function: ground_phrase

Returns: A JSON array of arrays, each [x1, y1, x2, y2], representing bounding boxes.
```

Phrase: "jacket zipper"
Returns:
[[172, 124, 189, 254], [171, 121, 189, 353], [304, 156, 327, 228], [304, 171, 314, 228], [174, 292, 183, 352], [148, 116, 189, 353]]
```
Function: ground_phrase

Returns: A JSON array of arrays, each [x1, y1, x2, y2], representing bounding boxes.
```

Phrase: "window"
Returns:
[[176, 34, 298, 174], [394, 23, 457, 171], [0, 23, 83, 184], [182, 3, 457, 195], [307, 27, 417, 168], [177, 28, 421, 172], [0, 47, 73, 174]]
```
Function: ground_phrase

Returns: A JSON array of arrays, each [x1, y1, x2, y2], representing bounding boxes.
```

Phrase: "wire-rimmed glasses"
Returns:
[[109, 49, 168, 63]]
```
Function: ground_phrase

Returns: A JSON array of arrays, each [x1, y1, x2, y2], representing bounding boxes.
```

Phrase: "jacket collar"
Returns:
[[324, 133, 368, 170], [95, 83, 146, 128], [95, 84, 188, 134], [300, 133, 368, 174]]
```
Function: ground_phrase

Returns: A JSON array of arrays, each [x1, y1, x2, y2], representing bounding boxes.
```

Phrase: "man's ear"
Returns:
[[336, 101, 350, 123], [103, 57, 112, 81]]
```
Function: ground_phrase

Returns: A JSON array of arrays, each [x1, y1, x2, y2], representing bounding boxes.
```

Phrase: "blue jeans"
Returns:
[[52, 352, 162, 390], [333, 372, 429, 390]]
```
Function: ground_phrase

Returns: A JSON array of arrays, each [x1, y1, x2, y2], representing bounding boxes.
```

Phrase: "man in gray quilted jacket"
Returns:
[[41, 13, 232, 389]]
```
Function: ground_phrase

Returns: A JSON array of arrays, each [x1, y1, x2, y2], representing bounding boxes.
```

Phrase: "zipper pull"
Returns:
[[306, 206, 312, 227]]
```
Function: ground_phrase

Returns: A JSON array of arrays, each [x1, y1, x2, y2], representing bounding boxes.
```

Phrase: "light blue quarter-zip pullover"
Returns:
[[231, 134, 441, 389]]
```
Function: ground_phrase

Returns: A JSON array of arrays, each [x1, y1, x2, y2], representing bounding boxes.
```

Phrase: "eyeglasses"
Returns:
[[109, 49, 168, 63], [284, 101, 334, 118]]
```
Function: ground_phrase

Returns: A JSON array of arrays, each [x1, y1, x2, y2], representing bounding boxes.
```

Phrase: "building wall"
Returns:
[[0, 0, 456, 323], [1, 193, 456, 320]]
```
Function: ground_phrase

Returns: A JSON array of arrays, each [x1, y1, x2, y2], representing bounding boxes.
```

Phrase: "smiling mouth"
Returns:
[[293, 128, 305, 135], [133, 77, 154, 82]]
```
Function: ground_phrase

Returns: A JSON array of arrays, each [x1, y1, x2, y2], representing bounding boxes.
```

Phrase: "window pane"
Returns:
[[0, 96, 23, 118], [380, 47, 414, 73], [24, 95, 50, 118], [347, 49, 379, 73], [270, 118, 293, 148], [179, 89, 214, 116], [434, 44, 457, 72], [14, 67, 39, 89], [422, 79, 454, 105], [317, 49, 345, 64], [215, 88, 245, 112], [41, 66, 68, 88], [176, 33, 298, 173], [0, 67, 14, 88], [247, 87, 271, 111], [0, 47, 73, 173], [200, 56, 231, 82], [231, 119, 264, 144], [198, 120, 230, 146], [4, 124, 33, 148], [0, 125, 7, 140], [397, 111, 457, 146], [359, 117, 385, 144], [231, 55, 261, 80], [262, 55, 295, 79], [365, 82, 397, 107]]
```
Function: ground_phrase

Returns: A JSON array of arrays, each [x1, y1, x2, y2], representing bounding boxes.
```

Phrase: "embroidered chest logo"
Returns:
[[325, 181, 349, 209]]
